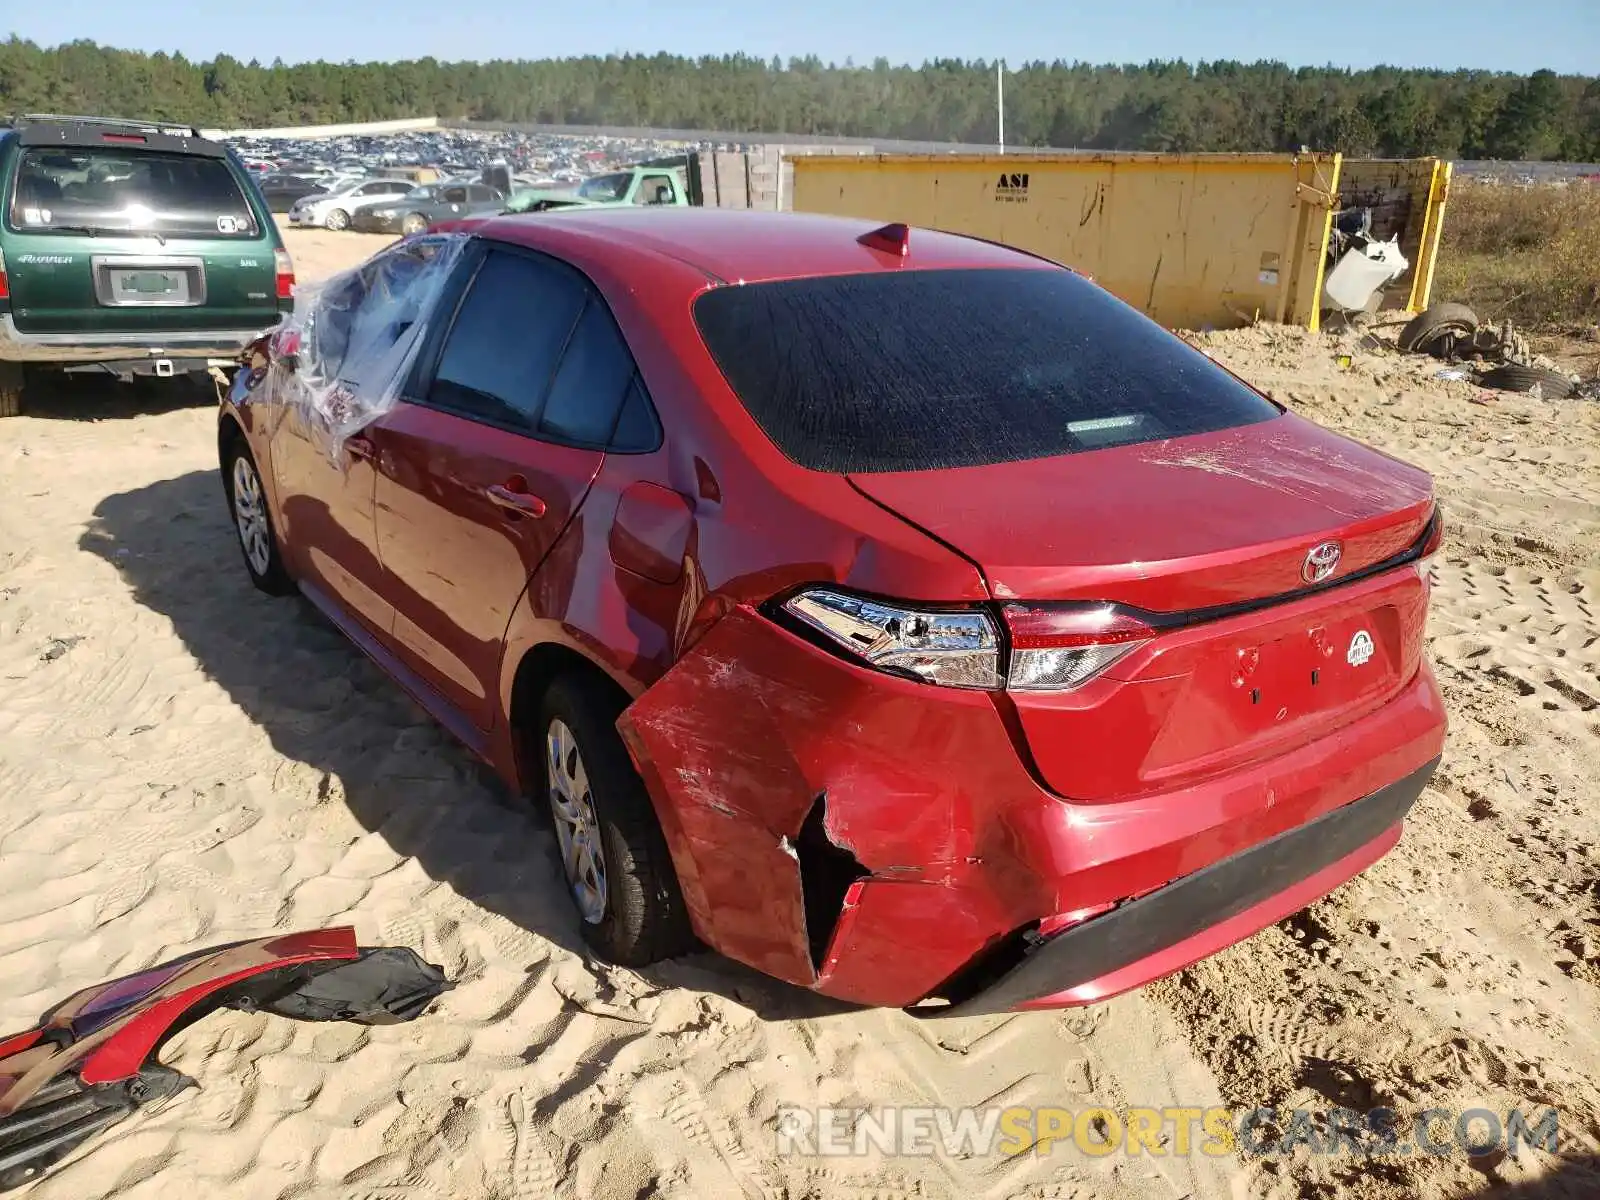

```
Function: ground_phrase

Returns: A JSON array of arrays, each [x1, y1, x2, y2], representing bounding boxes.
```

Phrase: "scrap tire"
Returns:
[[1398, 302, 1480, 355], [1478, 364, 1575, 399], [221, 434, 296, 596], [0, 362, 23, 418], [535, 672, 695, 967], [325, 208, 350, 231]]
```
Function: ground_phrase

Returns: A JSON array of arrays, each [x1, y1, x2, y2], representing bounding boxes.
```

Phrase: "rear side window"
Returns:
[[692, 268, 1281, 473], [541, 303, 637, 444], [425, 247, 659, 451], [428, 251, 585, 428], [8, 147, 259, 239]]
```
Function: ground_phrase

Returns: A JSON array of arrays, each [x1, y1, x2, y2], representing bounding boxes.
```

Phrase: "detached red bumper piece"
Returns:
[[0, 928, 449, 1192]]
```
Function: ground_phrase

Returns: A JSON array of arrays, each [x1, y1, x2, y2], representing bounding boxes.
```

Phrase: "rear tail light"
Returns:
[[1420, 506, 1444, 559], [778, 589, 1152, 693], [274, 248, 296, 300], [0, 246, 8, 302], [782, 589, 1002, 690], [1002, 603, 1154, 691]]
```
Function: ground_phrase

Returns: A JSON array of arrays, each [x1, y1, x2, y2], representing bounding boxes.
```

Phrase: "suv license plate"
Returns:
[[111, 269, 187, 303]]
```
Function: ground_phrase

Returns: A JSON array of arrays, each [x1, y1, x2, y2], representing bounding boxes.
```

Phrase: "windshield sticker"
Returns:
[[217, 215, 242, 234]]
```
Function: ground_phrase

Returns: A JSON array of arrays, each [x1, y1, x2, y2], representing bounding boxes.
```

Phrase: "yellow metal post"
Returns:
[[1407, 160, 1452, 313]]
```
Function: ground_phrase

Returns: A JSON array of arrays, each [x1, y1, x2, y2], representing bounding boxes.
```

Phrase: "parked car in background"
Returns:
[[504, 165, 689, 213], [351, 182, 504, 234], [257, 173, 328, 213], [218, 208, 1445, 1014], [289, 178, 415, 230], [0, 113, 293, 417]]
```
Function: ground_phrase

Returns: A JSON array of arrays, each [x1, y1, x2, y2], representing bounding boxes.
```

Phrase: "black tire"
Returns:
[[0, 362, 24, 418], [536, 673, 694, 965], [1478, 364, 1575, 399], [325, 208, 350, 231], [1398, 302, 1479, 354], [221, 434, 295, 595], [400, 212, 428, 236]]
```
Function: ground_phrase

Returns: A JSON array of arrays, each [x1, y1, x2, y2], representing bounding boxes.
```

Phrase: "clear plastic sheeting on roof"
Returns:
[[242, 232, 469, 465]]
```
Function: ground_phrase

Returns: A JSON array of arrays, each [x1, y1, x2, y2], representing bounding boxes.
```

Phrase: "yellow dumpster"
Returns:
[[790, 151, 1450, 331]]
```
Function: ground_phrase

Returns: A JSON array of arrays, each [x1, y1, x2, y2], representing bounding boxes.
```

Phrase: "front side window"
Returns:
[[8, 147, 259, 239]]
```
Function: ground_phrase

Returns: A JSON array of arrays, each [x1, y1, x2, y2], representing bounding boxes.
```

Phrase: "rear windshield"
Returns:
[[692, 267, 1281, 473], [8, 147, 259, 240]]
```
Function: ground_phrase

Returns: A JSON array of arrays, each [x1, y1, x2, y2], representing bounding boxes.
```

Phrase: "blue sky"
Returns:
[[11, 0, 1597, 74]]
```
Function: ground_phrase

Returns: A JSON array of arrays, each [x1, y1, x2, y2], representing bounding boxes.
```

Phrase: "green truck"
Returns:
[[503, 161, 695, 214], [0, 113, 294, 416]]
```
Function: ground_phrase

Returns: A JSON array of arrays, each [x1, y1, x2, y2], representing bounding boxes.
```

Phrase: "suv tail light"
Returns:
[[274, 248, 296, 300], [0, 246, 9, 302], [778, 589, 1152, 693]]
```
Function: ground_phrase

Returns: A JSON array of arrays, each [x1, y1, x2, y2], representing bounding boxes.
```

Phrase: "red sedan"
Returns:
[[219, 209, 1445, 1015]]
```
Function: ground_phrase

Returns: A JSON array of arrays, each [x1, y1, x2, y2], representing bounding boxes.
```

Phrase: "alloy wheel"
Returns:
[[231, 456, 272, 576], [546, 717, 608, 924]]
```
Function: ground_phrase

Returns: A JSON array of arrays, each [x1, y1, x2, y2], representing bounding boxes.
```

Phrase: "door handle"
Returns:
[[485, 483, 547, 518], [345, 434, 376, 461]]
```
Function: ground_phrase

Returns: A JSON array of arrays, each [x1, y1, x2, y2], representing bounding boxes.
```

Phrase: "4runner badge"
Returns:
[[1347, 630, 1375, 666]]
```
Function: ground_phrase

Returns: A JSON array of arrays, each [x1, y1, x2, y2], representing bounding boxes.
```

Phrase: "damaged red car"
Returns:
[[219, 208, 1446, 1015]]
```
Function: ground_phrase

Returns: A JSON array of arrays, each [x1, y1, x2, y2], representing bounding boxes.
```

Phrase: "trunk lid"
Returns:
[[850, 414, 1437, 800], [848, 414, 1433, 611]]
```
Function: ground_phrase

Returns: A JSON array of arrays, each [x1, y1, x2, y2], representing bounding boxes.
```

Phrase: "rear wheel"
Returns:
[[222, 436, 295, 595], [325, 208, 350, 231], [0, 362, 24, 417], [536, 673, 693, 965], [401, 213, 428, 236]]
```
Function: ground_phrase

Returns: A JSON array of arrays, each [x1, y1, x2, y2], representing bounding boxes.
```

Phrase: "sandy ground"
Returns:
[[0, 227, 1597, 1199]]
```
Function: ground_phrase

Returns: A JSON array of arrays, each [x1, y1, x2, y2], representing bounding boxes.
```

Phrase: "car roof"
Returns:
[[470, 207, 1056, 285]]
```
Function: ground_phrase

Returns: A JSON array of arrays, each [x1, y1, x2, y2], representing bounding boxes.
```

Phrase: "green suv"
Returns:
[[0, 114, 294, 416]]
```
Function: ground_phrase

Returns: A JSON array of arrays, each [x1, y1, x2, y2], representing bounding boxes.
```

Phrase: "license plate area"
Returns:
[[92, 257, 206, 307], [1222, 606, 1402, 732]]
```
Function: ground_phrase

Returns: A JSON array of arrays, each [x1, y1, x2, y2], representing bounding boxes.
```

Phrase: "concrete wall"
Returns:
[[203, 117, 441, 141], [697, 144, 875, 210]]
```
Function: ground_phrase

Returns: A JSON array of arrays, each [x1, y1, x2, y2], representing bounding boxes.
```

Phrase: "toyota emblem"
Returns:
[[1302, 541, 1343, 584]]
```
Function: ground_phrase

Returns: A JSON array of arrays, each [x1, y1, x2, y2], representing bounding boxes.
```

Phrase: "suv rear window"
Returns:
[[692, 267, 1281, 473], [7, 147, 259, 240]]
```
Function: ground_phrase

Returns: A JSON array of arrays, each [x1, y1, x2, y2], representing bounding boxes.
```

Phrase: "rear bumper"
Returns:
[[940, 756, 1437, 1016], [619, 607, 1448, 1010], [0, 313, 278, 364]]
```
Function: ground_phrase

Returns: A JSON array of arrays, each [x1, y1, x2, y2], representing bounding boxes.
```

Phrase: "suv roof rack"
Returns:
[[7, 113, 226, 158], [9, 113, 205, 138]]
